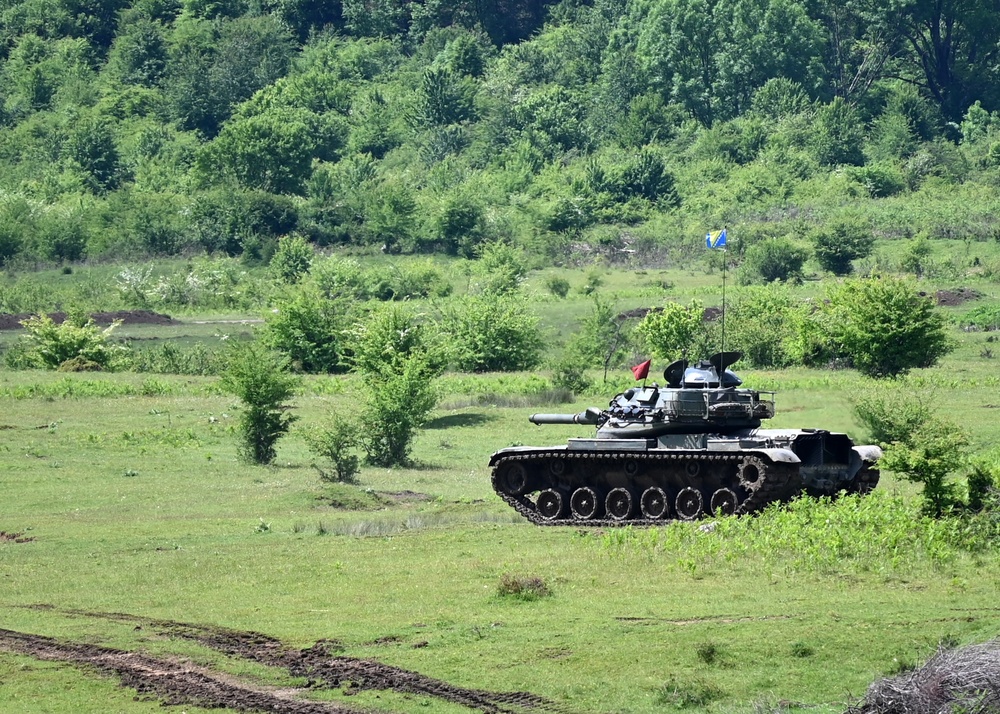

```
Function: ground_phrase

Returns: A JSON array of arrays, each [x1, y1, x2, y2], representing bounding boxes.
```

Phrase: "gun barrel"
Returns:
[[529, 408, 601, 425]]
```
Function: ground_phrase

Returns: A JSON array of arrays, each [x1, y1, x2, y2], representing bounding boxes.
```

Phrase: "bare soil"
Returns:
[[4, 608, 568, 714], [933, 288, 982, 307], [0, 310, 180, 331]]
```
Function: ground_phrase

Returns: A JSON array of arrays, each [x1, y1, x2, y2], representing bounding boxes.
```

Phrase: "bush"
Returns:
[[738, 237, 808, 284], [15, 314, 126, 370], [361, 354, 439, 466], [637, 301, 712, 362], [724, 285, 801, 368], [445, 293, 544, 372], [269, 233, 314, 284], [261, 286, 353, 373], [853, 383, 934, 445], [811, 218, 875, 275], [880, 419, 968, 517], [496, 574, 551, 601], [816, 274, 952, 378], [219, 341, 300, 465], [302, 416, 361, 483], [472, 241, 527, 296], [545, 275, 571, 298]]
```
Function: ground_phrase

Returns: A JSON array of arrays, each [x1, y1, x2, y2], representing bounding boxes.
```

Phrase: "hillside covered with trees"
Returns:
[[2, 0, 1000, 268]]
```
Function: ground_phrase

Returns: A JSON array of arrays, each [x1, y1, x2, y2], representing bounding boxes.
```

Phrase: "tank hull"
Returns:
[[489, 430, 880, 526]]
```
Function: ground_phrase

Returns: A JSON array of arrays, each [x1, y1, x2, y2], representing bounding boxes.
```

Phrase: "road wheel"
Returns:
[[570, 487, 603, 520], [536, 489, 567, 520], [605, 488, 635, 520], [640, 487, 669, 519], [675, 487, 704, 520], [710, 487, 739, 516]]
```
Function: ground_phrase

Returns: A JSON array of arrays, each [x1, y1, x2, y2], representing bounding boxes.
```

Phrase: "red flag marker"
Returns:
[[631, 359, 651, 381]]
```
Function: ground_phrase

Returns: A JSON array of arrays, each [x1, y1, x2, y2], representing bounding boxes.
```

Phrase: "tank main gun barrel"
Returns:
[[529, 408, 602, 426]]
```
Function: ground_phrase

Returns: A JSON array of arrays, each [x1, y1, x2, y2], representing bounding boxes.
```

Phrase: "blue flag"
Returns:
[[706, 228, 727, 249]]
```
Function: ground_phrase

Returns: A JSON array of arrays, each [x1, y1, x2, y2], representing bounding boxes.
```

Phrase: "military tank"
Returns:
[[489, 352, 881, 525]]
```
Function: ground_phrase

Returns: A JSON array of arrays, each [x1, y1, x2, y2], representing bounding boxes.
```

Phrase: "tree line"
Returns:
[[1, 0, 1000, 269]]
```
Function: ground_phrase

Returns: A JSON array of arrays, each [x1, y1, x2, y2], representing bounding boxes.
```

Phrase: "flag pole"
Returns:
[[721, 231, 727, 357]]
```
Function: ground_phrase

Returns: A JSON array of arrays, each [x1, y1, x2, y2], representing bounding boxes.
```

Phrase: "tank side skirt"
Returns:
[[490, 450, 802, 526]]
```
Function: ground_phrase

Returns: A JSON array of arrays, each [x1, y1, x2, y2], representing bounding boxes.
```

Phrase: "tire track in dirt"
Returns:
[[21, 607, 570, 714], [0, 627, 364, 714]]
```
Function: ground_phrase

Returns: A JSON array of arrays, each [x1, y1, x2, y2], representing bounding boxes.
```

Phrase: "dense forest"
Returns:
[[2, 0, 1000, 268]]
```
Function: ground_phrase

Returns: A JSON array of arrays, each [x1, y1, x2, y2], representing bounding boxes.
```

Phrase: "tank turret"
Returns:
[[489, 352, 881, 525]]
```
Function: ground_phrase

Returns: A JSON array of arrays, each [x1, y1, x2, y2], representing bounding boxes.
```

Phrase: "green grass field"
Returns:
[[3, 254, 1000, 713]]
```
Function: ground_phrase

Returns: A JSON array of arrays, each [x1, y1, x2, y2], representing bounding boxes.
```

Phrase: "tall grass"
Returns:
[[599, 492, 1000, 576]]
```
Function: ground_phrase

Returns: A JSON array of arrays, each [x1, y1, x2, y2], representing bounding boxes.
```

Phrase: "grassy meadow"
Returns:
[[3, 248, 1000, 713]]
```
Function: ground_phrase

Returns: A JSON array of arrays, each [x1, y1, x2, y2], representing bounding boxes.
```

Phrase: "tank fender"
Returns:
[[852, 444, 883, 465], [746, 447, 800, 465]]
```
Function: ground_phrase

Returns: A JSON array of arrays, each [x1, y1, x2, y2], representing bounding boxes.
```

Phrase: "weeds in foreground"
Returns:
[[655, 675, 724, 709], [496, 574, 551, 601], [598, 492, 1000, 575]]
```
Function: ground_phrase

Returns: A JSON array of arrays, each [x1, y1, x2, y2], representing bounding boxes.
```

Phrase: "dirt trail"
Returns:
[[6, 608, 568, 714], [0, 628, 360, 713]]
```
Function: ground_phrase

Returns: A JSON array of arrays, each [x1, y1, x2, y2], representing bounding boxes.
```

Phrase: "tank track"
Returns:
[[490, 450, 802, 526]]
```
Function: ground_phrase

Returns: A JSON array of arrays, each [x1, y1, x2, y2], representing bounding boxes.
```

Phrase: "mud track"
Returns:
[[7, 607, 568, 714], [0, 627, 359, 713]]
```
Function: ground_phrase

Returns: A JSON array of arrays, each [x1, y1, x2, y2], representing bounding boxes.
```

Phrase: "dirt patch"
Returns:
[[0, 310, 180, 331], [933, 288, 982, 307], [26, 608, 568, 714], [0, 531, 34, 543]]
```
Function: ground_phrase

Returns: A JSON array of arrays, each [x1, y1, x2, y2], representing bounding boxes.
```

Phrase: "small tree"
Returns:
[[302, 416, 360, 483], [445, 293, 543, 372], [351, 304, 443, 467], [880, 419, 968, 517], [220, 342, 300, 465], [817, 275, 952, 378], [362, 354, 439, 466], [811, 219, 875, 275]]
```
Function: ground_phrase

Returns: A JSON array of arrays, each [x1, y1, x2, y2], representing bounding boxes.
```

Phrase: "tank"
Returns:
[[489, 351, 882, 525]]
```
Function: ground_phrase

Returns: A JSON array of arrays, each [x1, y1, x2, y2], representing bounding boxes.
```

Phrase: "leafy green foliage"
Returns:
[[724, 285, 800, 368], [350, 303, 442, 467], [268, 234, 314, 284], [853, 383, 935, 446], [302, 416, 361, 484], [816, 275, 952, 378], [14, 314, 125, 370], [472, 241, 527, 296], [738, 238, 808, 285], [811, 218, 875, 275], [261, 286, 352, 373], [637, 301, 709, 362], [445, 293, 543, 372], [219, 341, 300, 465], [881, 420, 968, 517]]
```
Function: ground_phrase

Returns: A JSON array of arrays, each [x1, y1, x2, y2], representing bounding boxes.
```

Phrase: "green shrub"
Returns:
[[811, 218, 875, 275], [15, 314, 127, 370], [302, 416, 361, 483], [361, 354, 438, 466], [445, 293, 543, 372], [737, 237, 808, 285], [261, 285, 353, 373], [545, 275, 571, 298], [880, 419, 968, 517], [961, 304, 1000, 331], [637, 301, 712, 362], [815, 274, 952, 378], [219, 342, 300, 465], [853, 384, 935, 445], [269, 233, 314, 284], [472, 241, 527, 296]]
